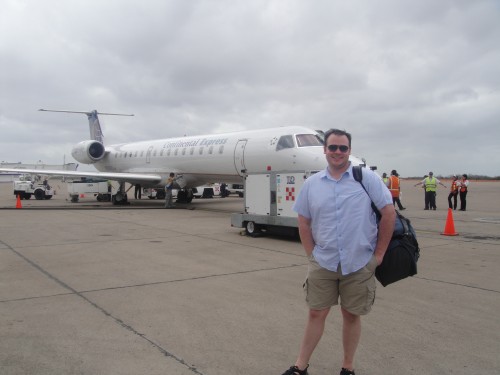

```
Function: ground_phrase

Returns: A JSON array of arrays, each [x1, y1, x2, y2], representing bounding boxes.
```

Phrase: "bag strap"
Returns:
[[352, 165, 381, 221]]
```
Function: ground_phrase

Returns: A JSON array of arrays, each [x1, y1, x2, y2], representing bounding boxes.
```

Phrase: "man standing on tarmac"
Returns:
[[388, 169, 405, 210], [414, 171, 447, 210], [448, 175, 459, 210], [280, 128, 395, 375], [164, 173, 176, 208]]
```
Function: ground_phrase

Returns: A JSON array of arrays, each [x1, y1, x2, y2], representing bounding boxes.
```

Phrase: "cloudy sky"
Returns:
[[1, 0, 499, 177]]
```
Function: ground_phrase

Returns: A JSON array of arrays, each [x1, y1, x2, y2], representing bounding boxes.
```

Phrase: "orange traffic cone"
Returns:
[[16, 194, 22, 209], [441, 208, 458, 236]]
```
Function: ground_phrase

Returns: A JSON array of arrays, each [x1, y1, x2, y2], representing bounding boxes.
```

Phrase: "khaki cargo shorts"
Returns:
[[303, 255, 377, 315]]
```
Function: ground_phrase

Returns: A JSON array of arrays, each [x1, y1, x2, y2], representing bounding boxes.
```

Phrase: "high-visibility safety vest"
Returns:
[[450, 181, 459, 193], [389, 176, 400, 198], [424, 177, 437, 192], [460, 180, 468, 193]]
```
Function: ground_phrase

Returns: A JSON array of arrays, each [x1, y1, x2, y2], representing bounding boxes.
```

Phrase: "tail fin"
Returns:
[[88, 110, 104, 143], [39, 109, 134, 145]]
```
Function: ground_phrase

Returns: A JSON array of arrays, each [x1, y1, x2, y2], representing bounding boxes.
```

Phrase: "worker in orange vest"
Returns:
[[388, 170, 405, 210], [447, 175, 459, 210], [458, 174, 470, 211]]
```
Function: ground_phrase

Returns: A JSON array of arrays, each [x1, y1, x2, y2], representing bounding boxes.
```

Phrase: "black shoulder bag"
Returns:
[[352, 166, 420, 287]]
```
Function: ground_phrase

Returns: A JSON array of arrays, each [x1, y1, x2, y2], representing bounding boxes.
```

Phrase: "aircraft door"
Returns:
[[146, 146, 154, 164], [234, 140, 247, 176]]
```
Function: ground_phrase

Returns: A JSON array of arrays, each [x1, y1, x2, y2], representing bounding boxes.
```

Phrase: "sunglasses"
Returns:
[[327, 144, 349, 153]]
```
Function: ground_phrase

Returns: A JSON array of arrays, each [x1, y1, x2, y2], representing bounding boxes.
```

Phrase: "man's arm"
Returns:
[[373, 204, 396, 265], [297, 214, 315, 256]]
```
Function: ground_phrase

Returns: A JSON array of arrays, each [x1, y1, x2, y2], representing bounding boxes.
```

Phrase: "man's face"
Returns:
[[324, 134, 351, 171]]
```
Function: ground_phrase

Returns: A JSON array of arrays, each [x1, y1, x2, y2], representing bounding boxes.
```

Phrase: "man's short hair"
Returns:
[[323, 128, 352, 147]]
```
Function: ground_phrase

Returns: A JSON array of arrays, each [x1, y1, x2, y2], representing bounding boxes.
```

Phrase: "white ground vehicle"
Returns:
[[192, 183, 220, 198], [67, 179, 111, 203], [13, 175, 54, 200], [226, 183, 244, 197], [231, 171, 313, 236]]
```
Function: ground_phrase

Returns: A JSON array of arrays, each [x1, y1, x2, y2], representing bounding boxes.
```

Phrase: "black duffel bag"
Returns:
[[352, 166, 421, 287], [375, 211, 420, 286]]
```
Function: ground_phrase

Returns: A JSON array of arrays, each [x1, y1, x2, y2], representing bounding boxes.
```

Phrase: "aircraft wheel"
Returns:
[[45, 195, 52, 200]]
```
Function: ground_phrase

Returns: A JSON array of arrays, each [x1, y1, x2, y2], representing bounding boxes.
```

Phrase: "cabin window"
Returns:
[[140, 151, 144, 157], [190, 147, 195, 155], [182, 148, 186, 155], [296, 134, 323, 147], [208, 146, 214, 154], [199, 147, 204, 155], [276, 135, 295, 151], [167, 149, 171, 156], [174, 149, 178, 156], [134, 151, 138, 157], [219, 145, 224, 154], [115, 154, 117, 158], [153, 150, 157, 157], [160, 149, 164, 156], [129, 152, 133, 157]]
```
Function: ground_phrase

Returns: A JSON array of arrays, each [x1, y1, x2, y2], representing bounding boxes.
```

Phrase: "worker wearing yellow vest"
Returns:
[[382, 172, 389, 186], [388, 170, 405, 210], [447, 175, 459, 210], [414, 171, 447, 210]]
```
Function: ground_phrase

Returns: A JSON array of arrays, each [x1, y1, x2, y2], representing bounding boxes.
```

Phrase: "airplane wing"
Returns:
[[0, 168, 162, 184]]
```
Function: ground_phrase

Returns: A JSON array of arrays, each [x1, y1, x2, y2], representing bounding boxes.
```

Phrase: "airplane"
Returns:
[[0, 109, 372, 205]]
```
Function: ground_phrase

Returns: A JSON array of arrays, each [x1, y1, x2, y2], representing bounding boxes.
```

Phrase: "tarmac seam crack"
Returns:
[[0, 263, 307, 302], [0, 240, 206, 375], [414, 276, 500, 293]]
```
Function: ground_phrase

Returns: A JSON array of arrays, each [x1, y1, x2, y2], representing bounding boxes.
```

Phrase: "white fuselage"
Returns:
[[92, 126, 332, 188]]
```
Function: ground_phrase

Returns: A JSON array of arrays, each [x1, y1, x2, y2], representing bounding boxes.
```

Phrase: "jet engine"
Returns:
[[71, 140, 106, 164]]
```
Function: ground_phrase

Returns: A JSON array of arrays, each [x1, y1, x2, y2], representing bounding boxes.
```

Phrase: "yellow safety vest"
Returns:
[[424, 177, 437, 192]]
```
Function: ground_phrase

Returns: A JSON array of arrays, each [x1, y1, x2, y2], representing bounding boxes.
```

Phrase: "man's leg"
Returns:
[[341, 307, 361, 371], [294, 307, 330, 370], [424, 191, 430, 209]]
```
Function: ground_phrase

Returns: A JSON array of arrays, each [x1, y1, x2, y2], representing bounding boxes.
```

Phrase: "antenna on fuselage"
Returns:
[[38, 109, 134, 144]]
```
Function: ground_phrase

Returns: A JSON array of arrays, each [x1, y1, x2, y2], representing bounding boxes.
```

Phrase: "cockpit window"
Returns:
[[296, 134, 324, 147], [276, 135, 295, 151]]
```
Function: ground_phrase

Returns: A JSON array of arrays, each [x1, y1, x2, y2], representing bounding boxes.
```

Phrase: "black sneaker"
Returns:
[[340, 368, 355, 375], [281, 365, 309, 375]]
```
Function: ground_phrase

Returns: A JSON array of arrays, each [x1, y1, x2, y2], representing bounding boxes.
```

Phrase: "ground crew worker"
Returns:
[[458, 174, 470, 211], [164, 173, 176, 208], [447, 175, 459, 210], [414, 171, 447, 210], [389, 170, 405, 210], [382, 172, 389, 186]]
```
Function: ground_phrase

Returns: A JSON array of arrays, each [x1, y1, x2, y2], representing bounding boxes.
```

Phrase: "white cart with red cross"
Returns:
[[230, 171, 314, 237]]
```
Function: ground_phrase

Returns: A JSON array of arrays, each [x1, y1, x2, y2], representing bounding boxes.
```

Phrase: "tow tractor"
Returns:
[[13, 174, 54, 200]]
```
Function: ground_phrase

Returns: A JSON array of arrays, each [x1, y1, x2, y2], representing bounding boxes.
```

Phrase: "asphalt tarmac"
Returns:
[[1, 179, 499, 375]]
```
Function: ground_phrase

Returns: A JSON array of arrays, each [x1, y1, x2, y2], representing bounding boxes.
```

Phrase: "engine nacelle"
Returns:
[[71, 140, 106, 164]]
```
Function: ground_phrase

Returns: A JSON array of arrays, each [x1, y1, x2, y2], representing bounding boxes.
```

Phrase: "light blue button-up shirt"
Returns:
[[293, 165, 392, 275]]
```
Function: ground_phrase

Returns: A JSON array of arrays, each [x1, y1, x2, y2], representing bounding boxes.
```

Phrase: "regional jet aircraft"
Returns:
[[0, 110, 370, 205]]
